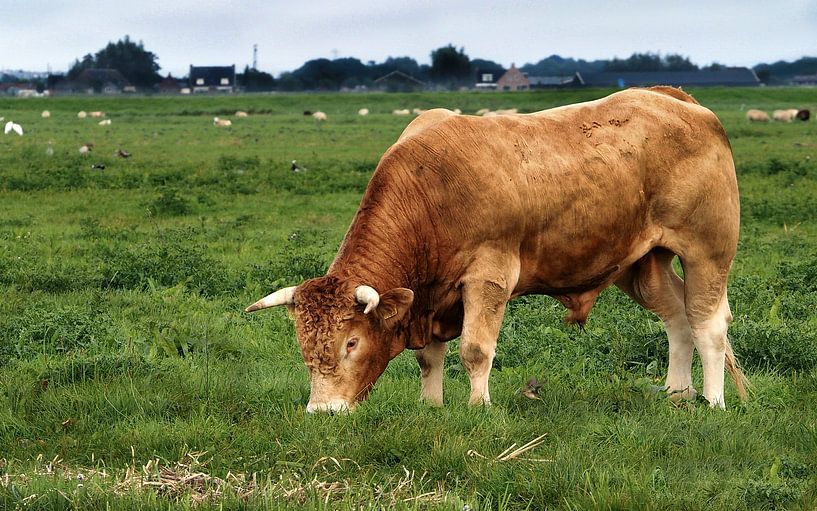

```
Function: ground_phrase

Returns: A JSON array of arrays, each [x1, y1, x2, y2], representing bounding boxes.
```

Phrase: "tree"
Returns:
[[429, 45, 471, 85], [68, 36, 161, 88], [604, 52, 698, 72], [239, 65, 276, 91]]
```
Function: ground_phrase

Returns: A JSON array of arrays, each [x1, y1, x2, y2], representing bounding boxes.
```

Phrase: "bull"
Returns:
[[246, 86, 746, 412]]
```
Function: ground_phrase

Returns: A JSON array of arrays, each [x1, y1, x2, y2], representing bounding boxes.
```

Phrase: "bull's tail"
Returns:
[[646, 85, 700, 105], [724, 337, 750, 400]]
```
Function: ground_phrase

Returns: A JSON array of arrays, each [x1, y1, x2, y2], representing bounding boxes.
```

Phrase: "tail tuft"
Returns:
[[724, 337, 750, 400]]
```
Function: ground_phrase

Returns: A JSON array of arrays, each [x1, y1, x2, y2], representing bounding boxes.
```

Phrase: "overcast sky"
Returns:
[[2, 0, 816, 76]]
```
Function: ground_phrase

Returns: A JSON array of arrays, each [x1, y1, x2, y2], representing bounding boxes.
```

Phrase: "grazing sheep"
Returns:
[[98, 119, 112, 126], [41, 110, 51, 118], [412, 108, 426, 115], [213, 117, 232, 127], [483, 111, 499, 117], [797, 109, 810, 121], [236, 111, 249, 117], [746, 109, 770, 122], [89, 111, 105, 118], [452, 108, 462, 115], [358, 108, 369, 116], [4, 121, 23, 136], [77, 111, 87, 119], [773, 109, 800, 122], [392, 109, 410, 115], [475, 108, 491, 115], [312, 111, 327, 121], [79, 144, 93, 154], [495, 108, 519, 115]]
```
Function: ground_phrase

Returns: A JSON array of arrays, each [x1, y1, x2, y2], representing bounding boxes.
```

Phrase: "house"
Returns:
[[495, 64, 529, 91], [527, 73, 585, 89], [74, 68, 130, 94], [158, 73, 184, 94], [475, 68, 503, 89], [582, 68, 760, 88], [373, 70, 426, 92], [792, 74, 817, 86], [189, 65, 236, 93]]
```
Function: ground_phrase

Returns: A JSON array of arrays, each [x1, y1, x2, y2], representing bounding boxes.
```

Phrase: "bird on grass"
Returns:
[[116, 149, 131, 158], [4, 121, 23, 136], [291, 160, 307, 172]]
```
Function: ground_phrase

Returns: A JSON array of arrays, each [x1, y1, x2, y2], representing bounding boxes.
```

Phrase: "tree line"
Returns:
[[54, 36, 817, 91]]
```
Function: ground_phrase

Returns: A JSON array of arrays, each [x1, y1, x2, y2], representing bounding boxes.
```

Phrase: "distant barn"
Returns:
[[582, 68, 760, 88], [189, 65, 236, 93], [373, 70, 426, 92], [495, 64, 529, 91]]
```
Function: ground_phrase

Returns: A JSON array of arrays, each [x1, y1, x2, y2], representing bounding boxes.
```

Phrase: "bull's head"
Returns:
[[245, 277, 414, 413]]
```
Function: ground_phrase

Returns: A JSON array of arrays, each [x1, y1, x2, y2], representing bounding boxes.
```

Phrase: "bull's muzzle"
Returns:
[[306, 400, 352, 414]]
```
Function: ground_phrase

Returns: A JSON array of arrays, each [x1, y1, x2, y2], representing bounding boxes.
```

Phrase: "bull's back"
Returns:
[[388, 88, 736, 288]]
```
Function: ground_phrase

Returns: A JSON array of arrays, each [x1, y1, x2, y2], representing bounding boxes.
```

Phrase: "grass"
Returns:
[[1, 88, 817, 509]]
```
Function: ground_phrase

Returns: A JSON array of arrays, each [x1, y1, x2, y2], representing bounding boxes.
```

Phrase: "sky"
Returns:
[[2, 0, 816, 76]]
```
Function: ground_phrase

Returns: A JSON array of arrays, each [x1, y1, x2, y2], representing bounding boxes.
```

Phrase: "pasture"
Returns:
[[0, 87, 816, 510]]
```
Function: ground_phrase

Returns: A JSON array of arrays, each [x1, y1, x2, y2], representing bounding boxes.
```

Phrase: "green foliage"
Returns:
[[68, 35, 161, 88]]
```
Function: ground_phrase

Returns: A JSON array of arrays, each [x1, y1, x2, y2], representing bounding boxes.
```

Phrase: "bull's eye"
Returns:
[[346, 338, 358, 353]]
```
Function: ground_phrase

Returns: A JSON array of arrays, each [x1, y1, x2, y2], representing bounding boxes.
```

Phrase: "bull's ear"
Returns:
[[377, 288, 414, 324]]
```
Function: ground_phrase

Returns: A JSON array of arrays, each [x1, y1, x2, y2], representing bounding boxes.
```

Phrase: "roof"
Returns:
[[583, 68, 759, 87], [189, 65, 236, 86], [527, 73, 584, 86], [373, 70, 425, 86]]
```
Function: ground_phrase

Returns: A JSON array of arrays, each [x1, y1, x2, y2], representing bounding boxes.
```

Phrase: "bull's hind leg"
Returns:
[[415, 340, 447, 405], [459, 250, 520, 405], [681, 258, 735, 408], [615, 248, 696, 399]]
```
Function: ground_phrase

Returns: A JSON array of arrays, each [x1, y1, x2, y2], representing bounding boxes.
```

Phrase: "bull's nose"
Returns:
[[306, 400, 351, 414]]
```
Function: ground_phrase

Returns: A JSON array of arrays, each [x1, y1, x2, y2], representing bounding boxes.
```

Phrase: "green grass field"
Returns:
[[1, 88, 816, 510]]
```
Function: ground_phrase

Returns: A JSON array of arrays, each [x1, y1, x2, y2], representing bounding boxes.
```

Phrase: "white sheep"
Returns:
[[746, 109, 770, 122], [236, 111, 249, 118], [392, 109, 410, 115], [41, 110, 51, 118], [772, 109, 799, 122], [89, 111, 105, 118], [98, 119, 112, 126], [312, 111, 327, 121], [213, 117, 232, 127], [77, 111, 87, 119], [358, 108, 369, 116]]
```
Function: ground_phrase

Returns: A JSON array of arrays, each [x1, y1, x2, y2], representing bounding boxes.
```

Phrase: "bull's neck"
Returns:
[[328, 205, 423, 293]]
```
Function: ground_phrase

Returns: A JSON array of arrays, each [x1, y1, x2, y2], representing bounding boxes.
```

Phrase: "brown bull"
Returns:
[[247, 86, 745, 412]]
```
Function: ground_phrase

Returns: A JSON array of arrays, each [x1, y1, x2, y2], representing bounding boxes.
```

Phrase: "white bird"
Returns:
[[291, 160, 307, 172], [4, 121, 23, 136]]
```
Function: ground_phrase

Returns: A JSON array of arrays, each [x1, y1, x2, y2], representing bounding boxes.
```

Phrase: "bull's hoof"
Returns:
[[667, 386, 697, 402]]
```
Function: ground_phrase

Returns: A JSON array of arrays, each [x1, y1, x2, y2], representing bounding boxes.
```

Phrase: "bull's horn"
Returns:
[[245, 286, 297, 312], [355, 285, 380, 314]]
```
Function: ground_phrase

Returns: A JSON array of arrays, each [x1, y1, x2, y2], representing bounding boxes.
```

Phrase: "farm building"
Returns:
[[73, 68, 130, 94], [792, 74, 817, 86], [582, 68, 760, 87], [495, 64, 529, 91], [373, 70, 426, 92], [189, 65, 236, 93], [474, 68, 504, 89], [527, 73, 585, 89]]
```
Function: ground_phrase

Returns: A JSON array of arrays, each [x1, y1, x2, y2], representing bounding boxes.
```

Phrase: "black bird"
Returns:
[[291, 160, 307, 172]]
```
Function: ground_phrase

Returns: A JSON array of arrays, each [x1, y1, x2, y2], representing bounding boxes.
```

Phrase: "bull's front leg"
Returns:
[[415, 340, 447, 405], [460, 258, 518, 405]]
